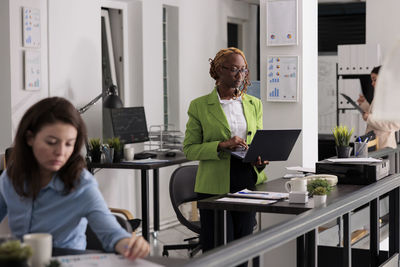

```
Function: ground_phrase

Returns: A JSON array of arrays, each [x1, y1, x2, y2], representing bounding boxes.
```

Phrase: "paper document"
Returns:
[[326, 157, 382, 163], [217, 197, 277, 205], [55, 254, 164, 267], [228, 189, 288, 200], [122, 158, 169, 164], [283, 173, 306, 179], [286, 166, 315, 173]]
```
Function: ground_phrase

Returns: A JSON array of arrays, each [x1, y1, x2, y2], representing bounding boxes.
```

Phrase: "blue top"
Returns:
[[0, 169, 131, 252]]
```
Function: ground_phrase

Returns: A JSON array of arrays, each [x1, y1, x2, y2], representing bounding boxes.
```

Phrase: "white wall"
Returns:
[[260, 0, 318, 179], [48, 0, 102, 137], [0, 1, 12, 152], [366, 0, 400, 58], [0, 0, 49, 147]]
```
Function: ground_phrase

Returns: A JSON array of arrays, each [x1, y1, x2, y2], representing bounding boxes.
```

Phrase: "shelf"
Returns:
[[146, 124, 184, 151]]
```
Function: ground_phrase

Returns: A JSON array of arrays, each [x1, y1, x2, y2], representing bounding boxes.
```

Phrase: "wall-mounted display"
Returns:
[[22, 7, 41, 48], [266, 0, 297, 46], [24, 51, 41, 91], [267, 56, 298, 102]]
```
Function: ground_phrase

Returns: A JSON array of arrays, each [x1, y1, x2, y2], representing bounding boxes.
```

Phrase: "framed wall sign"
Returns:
[[266, 55, 298, 102], [22, 7, 41, 48], [24, 51, 41, 91], [266, 0, 297, 46]]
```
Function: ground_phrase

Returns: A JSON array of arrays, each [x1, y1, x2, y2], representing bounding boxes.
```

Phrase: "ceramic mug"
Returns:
[[23, 233, 52, 267], [124, 145, 135, 161], [285, 178, 307, 193]]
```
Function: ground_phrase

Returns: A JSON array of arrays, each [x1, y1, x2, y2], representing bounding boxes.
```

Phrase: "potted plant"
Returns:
[[0, 240, 32, 267], [107, 137, 123, 163], [307, 179, 332, 207], [332, 125, 354, 158], [89, 138, 102, 163]]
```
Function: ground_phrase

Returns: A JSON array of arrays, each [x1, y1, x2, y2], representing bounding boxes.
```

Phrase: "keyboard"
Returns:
[[134, 152, 157, 160]]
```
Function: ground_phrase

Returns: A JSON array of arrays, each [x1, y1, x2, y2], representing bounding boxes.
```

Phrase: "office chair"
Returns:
[[367, 137, 379, 151], [86, 208, 141, 251], [162, 165, 203, 257]]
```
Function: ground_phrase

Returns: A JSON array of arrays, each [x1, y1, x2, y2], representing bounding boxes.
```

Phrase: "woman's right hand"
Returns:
[[218, 136, 248, 150], [357, 94, 366, 105]]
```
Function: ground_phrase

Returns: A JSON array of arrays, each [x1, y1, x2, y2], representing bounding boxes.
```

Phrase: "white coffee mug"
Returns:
[[285, 178, 307, 193], [124, 145, 135, 161], [23, 233, 52, 267]]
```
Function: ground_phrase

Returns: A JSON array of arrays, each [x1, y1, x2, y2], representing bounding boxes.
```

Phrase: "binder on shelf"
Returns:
[[356, 45, 366, 74], [366, 44, 381, 72], [350, 45, 358, 74], [338, 45, 351, 75]]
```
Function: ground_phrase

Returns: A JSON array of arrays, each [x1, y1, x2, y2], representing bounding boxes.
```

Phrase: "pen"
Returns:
[[363, 137, 369, 143], [357, 137, 361, 143]]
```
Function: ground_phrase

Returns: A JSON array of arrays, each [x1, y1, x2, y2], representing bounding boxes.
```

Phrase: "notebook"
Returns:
[[224, 129, 301, 163]]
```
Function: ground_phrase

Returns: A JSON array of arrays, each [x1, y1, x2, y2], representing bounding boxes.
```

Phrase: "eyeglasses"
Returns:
[[222, 66, 249, 75]]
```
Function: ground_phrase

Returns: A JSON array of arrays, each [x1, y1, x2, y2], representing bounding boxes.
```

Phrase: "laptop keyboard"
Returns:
[[231, 150, 247, 159]]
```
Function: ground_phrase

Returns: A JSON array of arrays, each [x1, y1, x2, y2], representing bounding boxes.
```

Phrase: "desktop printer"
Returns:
[[315, 159, 390, 185]]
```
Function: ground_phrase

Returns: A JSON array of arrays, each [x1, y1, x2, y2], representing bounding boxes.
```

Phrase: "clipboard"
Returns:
[[340, 93, 364, 114]]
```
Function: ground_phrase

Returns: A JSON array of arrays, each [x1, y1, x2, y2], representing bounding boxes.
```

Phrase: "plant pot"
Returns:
[[335, 146, 352, 158], [113, 149, 123, 163], [90, 149, 102, 163], [313, 194, 327, 207]]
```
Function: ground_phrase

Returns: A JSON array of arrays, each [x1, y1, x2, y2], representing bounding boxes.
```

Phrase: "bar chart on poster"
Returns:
[[267, 56, 298, 102]]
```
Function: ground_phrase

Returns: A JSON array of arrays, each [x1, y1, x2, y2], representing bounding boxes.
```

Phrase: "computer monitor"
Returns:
[[110, 107, 150, 144]]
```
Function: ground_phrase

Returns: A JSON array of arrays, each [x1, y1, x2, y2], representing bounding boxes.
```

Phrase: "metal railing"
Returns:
[[184, 173, 400, 267]]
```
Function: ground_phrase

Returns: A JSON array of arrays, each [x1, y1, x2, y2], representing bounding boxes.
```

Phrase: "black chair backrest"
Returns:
[[169, 165, 203, 234]]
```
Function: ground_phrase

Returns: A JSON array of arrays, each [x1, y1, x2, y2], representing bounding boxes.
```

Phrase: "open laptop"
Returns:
[[225, 129, 301, 163]]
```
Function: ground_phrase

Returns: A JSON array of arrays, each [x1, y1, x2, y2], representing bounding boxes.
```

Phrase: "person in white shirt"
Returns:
[[357, 66, 400, 149]]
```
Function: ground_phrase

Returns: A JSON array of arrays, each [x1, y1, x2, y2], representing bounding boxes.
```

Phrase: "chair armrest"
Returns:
[[109, 208, 134, 220], [109, 208, 141, 232]]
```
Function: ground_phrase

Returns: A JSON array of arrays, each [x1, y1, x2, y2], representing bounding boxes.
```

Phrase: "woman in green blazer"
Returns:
[[183, 48, 268, 257]]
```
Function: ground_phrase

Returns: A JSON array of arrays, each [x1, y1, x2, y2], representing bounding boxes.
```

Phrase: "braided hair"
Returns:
[[209, 47, 251, 98]]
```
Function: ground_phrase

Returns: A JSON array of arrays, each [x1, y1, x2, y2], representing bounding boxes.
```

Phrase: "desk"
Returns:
[[198, 176, 399, 267], [52, 247, 188, 266], [87, 151, 190, 241]]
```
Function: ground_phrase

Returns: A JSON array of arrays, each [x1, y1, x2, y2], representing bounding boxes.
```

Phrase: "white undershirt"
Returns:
[[218, 94, 247, 140]]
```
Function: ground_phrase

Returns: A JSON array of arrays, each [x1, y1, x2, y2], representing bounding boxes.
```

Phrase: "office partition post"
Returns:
[[389, 187, 400, 256], [252, 256, 260, 267], [343, 213, 351, 267], [213, 210, 224, 248], [153, 169, 159, 237], [141, 170, 150, 241], [297, 235, 305, 267], [305, 229, 317, 267], [370, 198, 380, 266]]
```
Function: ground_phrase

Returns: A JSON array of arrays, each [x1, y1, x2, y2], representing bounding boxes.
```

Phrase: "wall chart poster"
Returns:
[[24, 51, 41, 91], [23, 7, 41, 48], [266, 0, 297, 46], [267, 56, 298, 102]]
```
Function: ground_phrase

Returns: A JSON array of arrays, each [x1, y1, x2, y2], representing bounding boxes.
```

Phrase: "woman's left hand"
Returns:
[[115, 233, 150, 260], [252, 156, 269, 169]]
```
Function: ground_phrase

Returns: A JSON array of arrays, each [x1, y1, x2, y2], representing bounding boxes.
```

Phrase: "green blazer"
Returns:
[[183, 88, 267, 194]]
